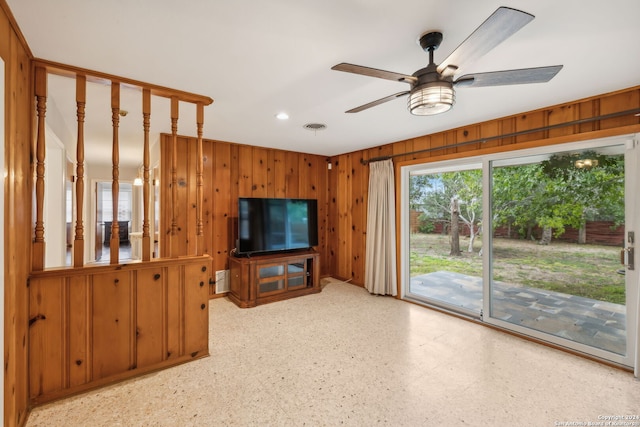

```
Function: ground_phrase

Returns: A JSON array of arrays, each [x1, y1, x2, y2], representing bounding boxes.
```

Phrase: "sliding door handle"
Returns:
[[623, 246, 635, 271], [622, 231, 635, 271]]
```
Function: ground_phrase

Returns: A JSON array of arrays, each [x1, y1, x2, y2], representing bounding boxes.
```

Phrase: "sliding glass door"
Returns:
[[405, 163, 483, 317], [487, 143, 635, 362], [401, 135, 639, 368]]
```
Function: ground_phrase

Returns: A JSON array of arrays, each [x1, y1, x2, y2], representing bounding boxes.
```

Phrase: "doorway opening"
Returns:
[[94, 181, 134, 262]]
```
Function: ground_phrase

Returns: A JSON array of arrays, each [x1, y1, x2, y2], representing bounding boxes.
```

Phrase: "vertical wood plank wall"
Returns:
[[1, 2, 32, 425], [2, 1, 640, 423], [160, 135, 331, 296], [327, 88, 640, 285], [28, 256, 210, 404]]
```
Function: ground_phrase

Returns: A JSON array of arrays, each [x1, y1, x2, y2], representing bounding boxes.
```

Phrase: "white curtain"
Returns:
[[364, 159, 397, 296]]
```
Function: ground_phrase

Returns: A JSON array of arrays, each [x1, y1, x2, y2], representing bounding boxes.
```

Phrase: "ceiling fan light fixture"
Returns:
[[408, 81, 455, 116]]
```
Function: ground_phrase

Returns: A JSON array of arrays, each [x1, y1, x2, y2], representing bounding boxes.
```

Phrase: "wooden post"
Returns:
[[196, 103, 204, 256], [110, 82, 121, 264], [73, 75, 86, 267], [170, 96, 179, 258], [33, 66, 47, 271], [142, 89, 151, 261]]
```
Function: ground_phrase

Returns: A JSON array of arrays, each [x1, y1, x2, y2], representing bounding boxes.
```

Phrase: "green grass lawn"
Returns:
[[410, 233, 626, 304]]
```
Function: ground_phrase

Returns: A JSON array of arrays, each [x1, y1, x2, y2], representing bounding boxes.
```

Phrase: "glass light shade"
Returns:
[[575, 159, 598, 169], [133, 177, 143, 186], [408, 82, 455, 116]]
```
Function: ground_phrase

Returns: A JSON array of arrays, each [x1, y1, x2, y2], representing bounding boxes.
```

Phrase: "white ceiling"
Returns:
[[7, 0, 640, 163]]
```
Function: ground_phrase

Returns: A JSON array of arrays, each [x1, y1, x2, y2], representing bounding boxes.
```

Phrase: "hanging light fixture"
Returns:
[[133, 166, 143, 186], [408, 81, 455, 115], [574, 158, 598, 170]]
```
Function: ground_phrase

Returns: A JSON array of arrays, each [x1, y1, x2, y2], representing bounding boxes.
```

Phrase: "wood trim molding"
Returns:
[[0, 0, 34, 58], [32, 58, 213, 105]]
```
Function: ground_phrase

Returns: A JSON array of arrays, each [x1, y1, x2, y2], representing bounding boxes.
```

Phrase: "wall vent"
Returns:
[[215, 270, 229, 294]]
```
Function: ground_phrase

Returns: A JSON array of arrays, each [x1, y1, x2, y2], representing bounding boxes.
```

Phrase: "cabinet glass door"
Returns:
[[287, 260, 307, 289], [258, 264, 285, 295]]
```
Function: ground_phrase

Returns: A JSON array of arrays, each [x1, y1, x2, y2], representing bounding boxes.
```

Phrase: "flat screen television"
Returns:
[[236, 197, 318, 256]]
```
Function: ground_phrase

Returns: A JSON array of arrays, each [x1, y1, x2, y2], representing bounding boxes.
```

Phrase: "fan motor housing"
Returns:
[[418, 31, 443, 52]]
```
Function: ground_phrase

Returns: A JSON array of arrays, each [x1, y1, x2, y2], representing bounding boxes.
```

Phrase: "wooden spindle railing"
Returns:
[[33, 66, 47, 271], [142, 88, 151, 261], [110, 82, 121, 264], [74, 75, 86, 267], [31, 60, 213, 269]]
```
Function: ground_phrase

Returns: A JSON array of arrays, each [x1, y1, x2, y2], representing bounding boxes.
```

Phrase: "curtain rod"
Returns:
[[361, 108, 640, 165]]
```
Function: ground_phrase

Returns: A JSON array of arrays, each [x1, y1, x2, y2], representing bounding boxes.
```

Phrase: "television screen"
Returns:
[[237, 198, 318, 256]]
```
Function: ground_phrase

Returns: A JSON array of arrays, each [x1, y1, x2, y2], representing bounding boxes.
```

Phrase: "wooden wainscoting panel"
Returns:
[[252, 146, 269, 197], [298, 153, 310, 199], [272, 149, 287, 198], [515, 110, 547, 143], [336, 153, 353, 280], [285, 151, 300, 195], [68, 275, 90, 387], [183, 263, 210, 356], [212, 141, 231, 282], [91, 270, 133, 380], [174, 136, 190, 256], [350, 154, 366, 285], [478, 120, 502, 150], [28, 256, 212, 404], [186, 137, 198, 255], [237, 145, 253, 196], [599, 89, 640, 129], [547, 104, 577, 138], [166, 264, 183, 359], [136, 266, 166, 369], [202, 140, 215, 259], [29, 276, 65, 399]]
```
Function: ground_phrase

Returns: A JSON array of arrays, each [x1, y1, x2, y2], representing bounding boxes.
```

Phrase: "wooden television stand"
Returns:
[[228, 250, 320, 308]]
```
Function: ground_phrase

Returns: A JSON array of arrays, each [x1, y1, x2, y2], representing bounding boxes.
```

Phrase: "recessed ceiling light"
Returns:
[[275, 112, 289, 120]]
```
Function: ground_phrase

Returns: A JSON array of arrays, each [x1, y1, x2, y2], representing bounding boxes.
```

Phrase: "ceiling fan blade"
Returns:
[[438, 7, 534, 76], [346, 91, 410, 113], [454, 65, 563, 88], [332, 63, 416, 84]]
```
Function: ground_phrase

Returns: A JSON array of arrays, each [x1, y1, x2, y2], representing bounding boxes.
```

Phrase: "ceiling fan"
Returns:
[[332, 6, 563, 116]]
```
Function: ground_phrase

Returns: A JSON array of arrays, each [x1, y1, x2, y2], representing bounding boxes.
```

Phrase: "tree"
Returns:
[[492, 164, 542, 239], [538, 152, 624, 244], [412, 150, 624, 250], [410, 170, 482, 255], [441, 170, 482, 253], [492, 152, 624, 245]]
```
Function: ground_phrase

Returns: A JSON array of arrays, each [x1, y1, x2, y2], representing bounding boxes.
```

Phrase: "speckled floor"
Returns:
[[26, 278, 640, 426]]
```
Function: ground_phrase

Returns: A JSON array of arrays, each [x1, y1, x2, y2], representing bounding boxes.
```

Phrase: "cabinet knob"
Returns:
[[199, 281, 205, 287]]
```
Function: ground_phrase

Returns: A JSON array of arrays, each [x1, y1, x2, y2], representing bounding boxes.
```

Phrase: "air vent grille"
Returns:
[[303, 123, 327, 131]]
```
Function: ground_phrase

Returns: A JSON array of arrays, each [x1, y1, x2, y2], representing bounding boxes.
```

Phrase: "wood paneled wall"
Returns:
[[160, 135, 331, 296], [28, 256, 210, 404], [1, 2, 33, 425], [328, 87, 640, 286]]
